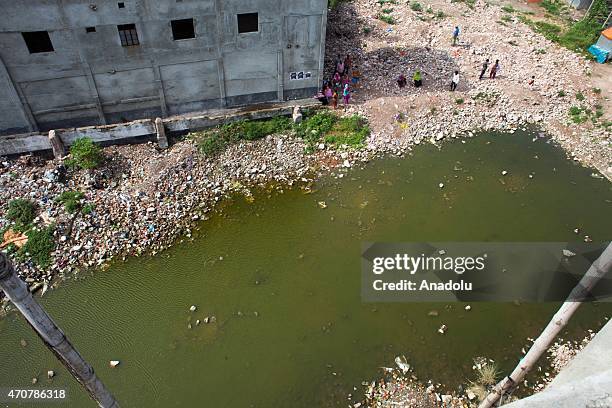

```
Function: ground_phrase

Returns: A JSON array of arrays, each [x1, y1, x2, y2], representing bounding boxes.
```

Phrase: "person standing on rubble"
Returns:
[[413, 70, 422, 87], [479, 59, 489, 80], [452, 26, 460, 46], [450, 71, 459, 91], [489, 60, 499, 79]]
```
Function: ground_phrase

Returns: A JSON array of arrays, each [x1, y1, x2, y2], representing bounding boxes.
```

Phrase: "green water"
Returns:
[[1, 131, 611, 408]]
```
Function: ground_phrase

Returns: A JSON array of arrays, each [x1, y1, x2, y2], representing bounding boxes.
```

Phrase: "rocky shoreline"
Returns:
[[0, 134, 370, 308]]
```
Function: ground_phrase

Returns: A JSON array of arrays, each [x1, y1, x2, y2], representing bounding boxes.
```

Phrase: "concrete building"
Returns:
[[0, 0, 328, 135]]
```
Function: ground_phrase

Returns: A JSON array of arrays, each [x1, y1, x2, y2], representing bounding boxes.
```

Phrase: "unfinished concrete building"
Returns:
[[0, 0, 328, 135]]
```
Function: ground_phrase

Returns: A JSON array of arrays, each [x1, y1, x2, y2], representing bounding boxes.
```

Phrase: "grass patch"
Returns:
[[382, 7, 394, 13], [323, 115, 370, 149], [501, 14, 513, 22], [193, 116, 293, 156], [7, 199, 38, 228], [455, 98, 464, 105], [18, 226, 55, 269], [65, 137, 104, 170], [501, 4, 515, 12], [520, 0, 608, 54], [540, 0, 565, 16], [557, 90, 566, 97], [410, 1, 423, 11], [193, 111, 370, 156], [575, 92, 585, 101]]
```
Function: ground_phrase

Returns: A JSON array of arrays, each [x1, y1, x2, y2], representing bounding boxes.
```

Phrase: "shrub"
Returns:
[[66, 137, 104, 169], [575, 92, 585, 101], [378, 14, 395, 24], [6, 199, 38, 227], [382, 7, 394, 13], [592, 87, 601, 94], [557, 90, 566, 97], [435, 10, 446, 18], [56, 191, 84, 214], [410, 1, 423, 11], [81, 204, 95, 215], [19, 226, 55, 269], [501, 4, 515, 12], [455, 98, 464, 105]]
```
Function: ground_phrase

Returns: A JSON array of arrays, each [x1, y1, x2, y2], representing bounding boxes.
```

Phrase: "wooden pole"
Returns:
[[479, 243, 612, 408], [0, 253, 120, 408]]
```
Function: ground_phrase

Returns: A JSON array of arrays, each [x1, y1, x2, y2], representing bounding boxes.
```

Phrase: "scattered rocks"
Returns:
[[109, 360, 120, 368]]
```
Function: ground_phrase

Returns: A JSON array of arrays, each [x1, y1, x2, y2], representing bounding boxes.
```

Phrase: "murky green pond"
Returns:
[[1, 131, 611, 407]]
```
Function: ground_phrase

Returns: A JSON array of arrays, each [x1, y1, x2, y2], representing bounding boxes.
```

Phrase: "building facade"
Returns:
[[0, 0, 328, 135]]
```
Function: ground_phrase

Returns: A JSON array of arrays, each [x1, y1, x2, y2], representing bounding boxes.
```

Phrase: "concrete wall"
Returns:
[[0, 0, 327, 135]]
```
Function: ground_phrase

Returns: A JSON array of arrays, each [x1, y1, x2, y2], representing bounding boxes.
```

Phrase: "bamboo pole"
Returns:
[[0, 253, 120, 408], [479, 243, 612, 408]]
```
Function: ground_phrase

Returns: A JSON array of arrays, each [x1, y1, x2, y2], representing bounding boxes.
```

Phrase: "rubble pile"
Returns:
[[325, 0, 610, 174]]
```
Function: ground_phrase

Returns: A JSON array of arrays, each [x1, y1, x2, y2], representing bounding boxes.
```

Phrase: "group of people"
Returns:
[[318, 54, 354, 109], [479, 58, 501, 80]]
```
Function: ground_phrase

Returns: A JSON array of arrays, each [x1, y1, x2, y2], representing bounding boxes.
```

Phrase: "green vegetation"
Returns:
[[81, 204, 95, 215], [501, 14, 513, 22], [592, 87, 601, 95], [410, 1, 423, 11], [377, 0, 397, 4], [7, 199, 38, 228], [18, 226, 55, 269], [363, 26, 372, 34], [56, 191, 85, 214], [501, 4, 515, 13], [378, 13, 396, 24], [557, 90, 566, 97], [575, 91, 585, 101], [568, 104, 605, 125], [519, 0, 609, 55], [194, 116, 292, 156], [382, 7, 394, 13], [193, 112, 370, 156], [321, 115, 370, 149], [540, 0, 566, 16], [290, 111, 370, 152], [66, 137, 104, 170], [435, 10, 446, 19], [455, 98, 465, 105]]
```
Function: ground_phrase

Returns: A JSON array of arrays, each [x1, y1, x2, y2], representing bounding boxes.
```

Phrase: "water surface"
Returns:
[[1, 131, 611, 407]]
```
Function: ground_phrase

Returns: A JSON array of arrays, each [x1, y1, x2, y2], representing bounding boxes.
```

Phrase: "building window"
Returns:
[[118, 2, 125, 8], [237, 13, 258, 33], [86, 27, 96, 33], [22, 31, 54, 53], [117, 24, 139, 46], [171, 18, 195, 40]]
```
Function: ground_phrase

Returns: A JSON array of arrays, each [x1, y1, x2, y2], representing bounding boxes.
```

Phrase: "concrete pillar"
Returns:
[[155, 118, 168, 149], [48, 130, 65, 159], [0, 253, 120, 408]]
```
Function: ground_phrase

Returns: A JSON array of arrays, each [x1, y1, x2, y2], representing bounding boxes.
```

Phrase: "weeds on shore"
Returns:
[[66, 137, 104, 170], [410, 1, 423, 11], [18, 226, 55, 269], [4, 198, 55, 269], [192, 111, 370, 156], [7, 199, 38, 229], [56, 191, 85, 214]]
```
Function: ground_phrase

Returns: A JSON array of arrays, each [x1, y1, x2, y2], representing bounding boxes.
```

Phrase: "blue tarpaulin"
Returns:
[[588, 45, 609, 63]]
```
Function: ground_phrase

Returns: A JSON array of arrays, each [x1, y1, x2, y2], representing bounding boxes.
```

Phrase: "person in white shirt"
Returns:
[[450, 71, 459, 91]]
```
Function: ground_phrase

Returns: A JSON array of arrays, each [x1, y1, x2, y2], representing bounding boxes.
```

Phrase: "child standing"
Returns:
[[342, 84, 350, 108]]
